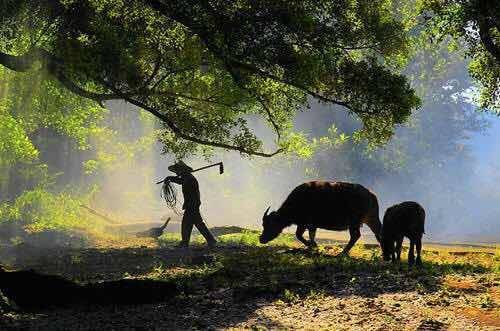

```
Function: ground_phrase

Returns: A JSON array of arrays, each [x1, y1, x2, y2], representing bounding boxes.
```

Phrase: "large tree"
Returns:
[[0, 0, 420, 157], [421, 0, 500, 111]]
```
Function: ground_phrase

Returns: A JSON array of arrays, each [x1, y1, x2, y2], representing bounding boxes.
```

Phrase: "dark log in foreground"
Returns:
[[0, 265, 178, 311]]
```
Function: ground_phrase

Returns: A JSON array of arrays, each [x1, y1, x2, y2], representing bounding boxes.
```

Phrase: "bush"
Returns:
[[0, 188, 105, 236]]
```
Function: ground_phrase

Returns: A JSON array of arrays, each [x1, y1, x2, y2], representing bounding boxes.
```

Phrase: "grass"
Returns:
[[151, 230, 498, 302], [3, 223, 498, 301], [1, 226, 498, 329], [158, 229, 497, 270], [159, 229, 296, 247]]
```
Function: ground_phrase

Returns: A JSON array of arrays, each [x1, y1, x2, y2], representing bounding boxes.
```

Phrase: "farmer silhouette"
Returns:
[[165, 161, 217, 247]]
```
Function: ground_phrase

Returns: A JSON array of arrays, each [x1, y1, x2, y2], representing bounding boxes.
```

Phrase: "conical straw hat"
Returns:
[[168, 160, 193, 174]]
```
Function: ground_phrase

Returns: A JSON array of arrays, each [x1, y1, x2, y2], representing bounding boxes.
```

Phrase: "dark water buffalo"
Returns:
[[259, 181, 382, 255], [382, 201, 425, 266]]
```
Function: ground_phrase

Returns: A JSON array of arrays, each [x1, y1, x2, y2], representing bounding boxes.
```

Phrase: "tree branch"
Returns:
[[0, 50, 40, 72], [0, 49, 282, 157], [107, 87, 283, 157], [477, 16, 500, 62], [142, 0, 357, 112], [0, 48, 115, 105], [224, 59, 355, 111]]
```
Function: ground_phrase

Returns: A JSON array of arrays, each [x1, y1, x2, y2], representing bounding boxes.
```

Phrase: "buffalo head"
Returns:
[[381, 233, 394, 261], [259, 207, 284, 244]]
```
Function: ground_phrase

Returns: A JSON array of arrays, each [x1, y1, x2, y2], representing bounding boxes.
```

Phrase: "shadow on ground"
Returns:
[[0, 267, 178, 311], [0, 230, 494, 330]]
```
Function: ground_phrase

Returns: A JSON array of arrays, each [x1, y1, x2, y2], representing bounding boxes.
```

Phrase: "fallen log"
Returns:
[[0, 266, 179, 311]]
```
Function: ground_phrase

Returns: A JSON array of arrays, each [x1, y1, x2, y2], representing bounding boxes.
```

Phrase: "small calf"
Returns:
[[382, 201, 425, 266]]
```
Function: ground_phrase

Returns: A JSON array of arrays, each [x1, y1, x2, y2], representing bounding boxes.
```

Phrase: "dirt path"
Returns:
[[0, 239, 498, 330]]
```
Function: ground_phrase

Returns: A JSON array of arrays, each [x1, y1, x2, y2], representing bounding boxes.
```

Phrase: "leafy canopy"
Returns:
[[0, 67, 104, 167], [1, 0, 420, 157], [420, 0, 500, 112]]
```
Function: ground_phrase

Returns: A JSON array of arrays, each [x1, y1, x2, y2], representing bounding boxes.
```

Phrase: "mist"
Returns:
[[201, 109, 499, 244], [90, 93, 499, 244], [3, 58, 498, 246]]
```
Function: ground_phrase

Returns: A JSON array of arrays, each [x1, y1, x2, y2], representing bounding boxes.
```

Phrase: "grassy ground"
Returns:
[[0, 228, 498, 330]]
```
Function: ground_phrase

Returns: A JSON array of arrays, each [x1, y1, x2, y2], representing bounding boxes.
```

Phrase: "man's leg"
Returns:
[[177, 212, 194, 247], [192, 210, 217, 246]]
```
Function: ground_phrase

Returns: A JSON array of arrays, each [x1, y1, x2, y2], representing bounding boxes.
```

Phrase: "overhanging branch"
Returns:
[[224, 59, 355, 111], [143, 0, 356, 112], [0, 49, 282, 157], [477, 17, 500, 62], [109, 89, 283, 157], [0, 49, 44, 72]]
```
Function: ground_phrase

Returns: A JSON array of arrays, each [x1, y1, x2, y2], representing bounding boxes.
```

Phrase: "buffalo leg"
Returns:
[[366, 220, 382, 243], [341, 226, 361, 255], [391, 241, 396, 263], [395, 237, 404, 262], [408, 240, 415, 266], [415, 236, 423, 266], [296, 225, 312, 247], [308, 227, 317, 247]]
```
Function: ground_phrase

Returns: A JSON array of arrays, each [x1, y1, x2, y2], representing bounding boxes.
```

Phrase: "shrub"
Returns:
[[0, 188, 104, 235]]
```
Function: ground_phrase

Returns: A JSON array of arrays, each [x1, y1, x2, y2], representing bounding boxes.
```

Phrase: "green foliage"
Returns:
[[420, 0, 500, 112], [0, 187, 98, 233], [0, 62, 161, 214], [0, 65, 105, 172], [1, 0, 421, 156], [0, 66, 109, 201], [0, 102, 38, 166], [149, 238, 495, 305], [82, 117, 159, 175], [0, 67, 105, 149], [159, 229, 296, 248], [468, 50, 500, 111], [280, 289, 301, 304], [0, 67, 136, 235]]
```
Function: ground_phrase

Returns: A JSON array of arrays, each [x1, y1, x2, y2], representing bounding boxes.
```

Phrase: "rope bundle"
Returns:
[[161, 181, 180, 214]]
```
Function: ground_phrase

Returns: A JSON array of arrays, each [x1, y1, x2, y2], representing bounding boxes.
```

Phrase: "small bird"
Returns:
[[136, 218, 171, 238]]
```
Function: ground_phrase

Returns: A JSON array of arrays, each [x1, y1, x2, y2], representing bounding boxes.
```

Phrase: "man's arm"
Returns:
[[164, 176, 183, 184]]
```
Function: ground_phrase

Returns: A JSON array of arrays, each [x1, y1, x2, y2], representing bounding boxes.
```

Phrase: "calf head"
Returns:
[[259, 207, 285, 244]]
